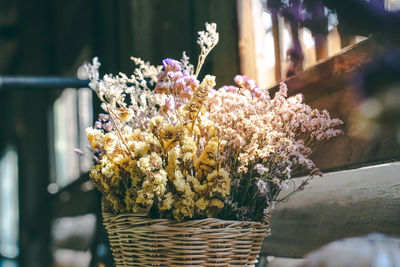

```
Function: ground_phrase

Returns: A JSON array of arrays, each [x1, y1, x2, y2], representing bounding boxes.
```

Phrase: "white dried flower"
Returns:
[[180, 51, 194, 75], [254, 164, 269, 175], [130, 57, 162, 89], [84, 57, 165, 129], [195, 22, 219, 77], [197, 22, 219, 51]]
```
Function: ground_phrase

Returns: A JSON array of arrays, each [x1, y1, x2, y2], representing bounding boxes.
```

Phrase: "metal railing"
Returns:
[[0, 76, 90, 91]]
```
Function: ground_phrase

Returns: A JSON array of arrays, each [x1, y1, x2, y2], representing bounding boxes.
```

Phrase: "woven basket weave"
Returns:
[[102, 210, 271, 266]]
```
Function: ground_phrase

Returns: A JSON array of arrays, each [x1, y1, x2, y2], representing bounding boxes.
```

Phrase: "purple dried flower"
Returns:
[[94, 114, 114, 132], [94, 148, 106, 158], [102, 122, 113, 132], [92, 155, 100, 163], [74, 148, 84, 156], [155, 58, 199, 112], [94, 121, 102, 129], [162, 58, 182, 72], [234, 75, 246, 86], [246, 79, 257, 91], [231, 179, 240, 186], [280, 182, 289, 191], [256, 180, 269, 195], [98, 113, 110, 121]]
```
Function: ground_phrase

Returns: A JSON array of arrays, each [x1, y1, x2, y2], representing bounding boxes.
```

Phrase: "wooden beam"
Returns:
[[269, 37, 380, 99], [310, 1, 328, 60], [237, 0, 258, 81], [339, 33, 356, 49], [261, 161, 400, 257], [271, 12, 282, 82], [314, 34, 327, 60]]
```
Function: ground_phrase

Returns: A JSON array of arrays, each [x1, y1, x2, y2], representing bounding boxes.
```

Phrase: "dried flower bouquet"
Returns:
[[83, 22, 343, 224], [80, 22, 343, 266]]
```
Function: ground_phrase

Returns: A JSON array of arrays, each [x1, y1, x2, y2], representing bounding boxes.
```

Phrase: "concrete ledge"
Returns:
[[261, 162, 400, 257], [262, 257, 305, 267]]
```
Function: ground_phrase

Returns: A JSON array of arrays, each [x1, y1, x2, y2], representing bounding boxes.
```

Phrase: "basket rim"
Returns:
[[102, 210, 270, 227]]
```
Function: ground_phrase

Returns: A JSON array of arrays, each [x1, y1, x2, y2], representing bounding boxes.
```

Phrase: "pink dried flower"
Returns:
[[233, 75, 267, 100], [220, 85, 238, 93], [165, 96, 176, 111], [208, 88, 217, 97], [278, 82, 288, 97], [206, 79, 343, 221]]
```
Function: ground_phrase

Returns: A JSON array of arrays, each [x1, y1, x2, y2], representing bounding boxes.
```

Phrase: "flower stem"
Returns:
[[106, 105, 134, 158]]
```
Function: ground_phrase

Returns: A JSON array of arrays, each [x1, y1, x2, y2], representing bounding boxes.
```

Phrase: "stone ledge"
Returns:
[[261, 161, 400, 257]]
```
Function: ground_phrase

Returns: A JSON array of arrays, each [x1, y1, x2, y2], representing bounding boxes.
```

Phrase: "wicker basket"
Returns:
[[102, 210, 271, 266]]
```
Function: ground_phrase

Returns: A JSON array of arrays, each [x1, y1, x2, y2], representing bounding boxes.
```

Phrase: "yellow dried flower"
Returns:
[[149, 116, 164, 136], [173, 170, 186, 192], [159, 192, 174, 211], [187, 175, 206, 194], [206, 199, 224, 218], [125, 187, 138, 212], [206, 168, 231, 198], [184, 75, 215, 121], [136, 188, 154, 207], [210, 199, 224, 209], [152, 170, 168, 196], [137, 156, 151, 173], [160, 123, 184, 150], [181, 135, 197, 163], [86, 128, 104, 150], [114, 107, 134, 123], [166, 147, 180, 178], [106, 193, 125, 213], [195, 197, 209, 211], [172, 198, 195, 221], [195, 137, 219, 179]]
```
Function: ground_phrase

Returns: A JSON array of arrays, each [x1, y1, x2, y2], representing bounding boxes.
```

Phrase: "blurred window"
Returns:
[[49, 88, 93, 188], [386, 0, 400, 11], [0, 146, 19, 260]]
